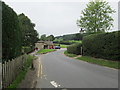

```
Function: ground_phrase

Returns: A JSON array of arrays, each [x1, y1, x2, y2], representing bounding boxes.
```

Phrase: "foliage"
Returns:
[[64, 51, 78, 57], [40, 34, 55, 41], [67, 43, 82, 55], [77, 56, 119, 69], [37, 49, 56, 54], [47, 35, 55, 41], [54, 40, 82, 45], [77, 0, 115, 34], [40, 34, 47, 41], [8, 55, 35, 88], [82, 31, 120, 61], [55, 33, 83, 41], [18, 13, 39, 48], [22, 47, 33, 54], [2, 2, 22, 60]]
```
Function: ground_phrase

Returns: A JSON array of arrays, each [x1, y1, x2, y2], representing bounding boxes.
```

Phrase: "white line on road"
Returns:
[[50, 81, 61, 88]]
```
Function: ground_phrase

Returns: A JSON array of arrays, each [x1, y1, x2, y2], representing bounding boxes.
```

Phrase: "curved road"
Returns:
[[36, 49, 118, 88]]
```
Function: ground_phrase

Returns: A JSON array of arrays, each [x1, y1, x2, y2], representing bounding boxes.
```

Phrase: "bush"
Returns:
[[67, 43, 82, 55], [82, 31, 120, 61], [22, 47, 32, 54]]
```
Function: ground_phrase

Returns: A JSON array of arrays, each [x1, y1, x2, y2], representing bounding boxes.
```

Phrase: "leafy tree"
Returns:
[[77, 0, 115, 34], [47, 35, 55, 41], [18, 13, 39, 48], [2, 2, 22, 60], [40, 34, 47, 41]]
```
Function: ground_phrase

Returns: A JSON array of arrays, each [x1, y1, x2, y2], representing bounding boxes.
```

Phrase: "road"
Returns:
[[36, 49, 118, 88]]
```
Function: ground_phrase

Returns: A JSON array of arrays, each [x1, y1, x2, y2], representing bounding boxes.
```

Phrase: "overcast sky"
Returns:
[[3, 0, 119, 37]]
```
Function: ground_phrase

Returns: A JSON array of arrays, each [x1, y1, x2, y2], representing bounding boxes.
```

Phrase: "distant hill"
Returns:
[[55, 33, 83, 41]]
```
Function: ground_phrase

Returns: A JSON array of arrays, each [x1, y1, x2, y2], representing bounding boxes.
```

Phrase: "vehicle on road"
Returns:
[[55, 46, 61, 49]]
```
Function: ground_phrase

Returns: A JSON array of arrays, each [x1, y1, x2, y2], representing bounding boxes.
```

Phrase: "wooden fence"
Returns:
[[2, 54, 28, 88]]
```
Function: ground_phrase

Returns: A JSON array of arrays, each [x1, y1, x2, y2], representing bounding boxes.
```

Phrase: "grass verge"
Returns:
[[8, 55, 35, 88], [64, 51, 119, 69], [77, 56, 119, 69], [64, 51, 77, 57], [37, 49, 56, 54]]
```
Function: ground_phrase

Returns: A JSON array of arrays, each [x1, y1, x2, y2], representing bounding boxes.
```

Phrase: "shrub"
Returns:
[[22, 47, 33, 54], [82, 31, 120, 61], [67, 43, 82, 55]]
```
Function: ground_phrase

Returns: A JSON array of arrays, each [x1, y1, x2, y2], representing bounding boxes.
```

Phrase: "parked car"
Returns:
[[55, 46, 61, 49]]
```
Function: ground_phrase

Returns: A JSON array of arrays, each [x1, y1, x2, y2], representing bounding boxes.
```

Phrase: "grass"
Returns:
[[64, 51, 119, 69], [60, 44, 68, 48], [8, 55, 35, 88], [54, 44, 69, 48], [69, 40, 82, 44], [37, 49, 56, 54], [77, 56, 119, 69], [64, 51, 77, 57]]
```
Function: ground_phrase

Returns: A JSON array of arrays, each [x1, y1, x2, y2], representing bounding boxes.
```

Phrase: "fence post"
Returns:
[[2, 63, 4, 88]]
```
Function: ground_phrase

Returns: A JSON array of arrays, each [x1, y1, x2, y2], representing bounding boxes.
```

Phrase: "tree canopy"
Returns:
[[40, 34, 55, 41], [18, 13, 39, 48], [2, 2, 22, 60], [77, 0, 115, 34]]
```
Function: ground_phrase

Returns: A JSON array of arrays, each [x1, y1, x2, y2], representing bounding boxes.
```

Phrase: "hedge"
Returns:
[[67, 43, 82, 55], [82, 31, 120, 61], [2, 2, 22, 61], [22, 47, 34, 54]]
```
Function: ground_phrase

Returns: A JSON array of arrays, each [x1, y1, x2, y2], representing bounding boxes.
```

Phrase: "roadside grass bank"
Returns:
[[37, 49, 56, 54], [64, 51, 77, 57], [8, 55, 36, 88], [77, 56, 119, 69], [64, 51, 119, 69]]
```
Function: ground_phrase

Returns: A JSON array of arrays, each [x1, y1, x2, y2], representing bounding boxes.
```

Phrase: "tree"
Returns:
[[47, 35, 55, 41], [77, 0, 115, 34], [2, 2, 22, 60], [40, 34, 47, 41], [18, 13, 39, 48]]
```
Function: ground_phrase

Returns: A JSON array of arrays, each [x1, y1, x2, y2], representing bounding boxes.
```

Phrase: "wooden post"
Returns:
[[2, 63, 4, 88]]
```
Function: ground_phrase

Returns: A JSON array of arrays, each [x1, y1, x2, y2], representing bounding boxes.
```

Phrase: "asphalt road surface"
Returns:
[[36, 49, 118, 88]]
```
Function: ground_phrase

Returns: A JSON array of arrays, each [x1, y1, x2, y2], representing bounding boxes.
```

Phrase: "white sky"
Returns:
[[3, 0, 119, 37]]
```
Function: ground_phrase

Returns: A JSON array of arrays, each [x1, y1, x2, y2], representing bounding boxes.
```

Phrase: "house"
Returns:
[[35, 41, 54, 50]]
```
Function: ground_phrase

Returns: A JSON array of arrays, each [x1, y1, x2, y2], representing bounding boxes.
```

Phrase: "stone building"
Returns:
[[35, 41, 54, 50]]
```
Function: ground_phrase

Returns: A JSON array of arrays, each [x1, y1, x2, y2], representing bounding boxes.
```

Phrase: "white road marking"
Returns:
[[50, 81, 61, 88]]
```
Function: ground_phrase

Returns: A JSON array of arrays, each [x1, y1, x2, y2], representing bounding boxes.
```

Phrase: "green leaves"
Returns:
[[77, 0, 115, 34], [18, 14, 39, 47], [82, 31, 120, 61], [2, 2, 22, 60]]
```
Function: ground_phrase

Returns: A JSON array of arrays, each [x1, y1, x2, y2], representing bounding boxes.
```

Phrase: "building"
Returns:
[[35, 41, 54, 50]]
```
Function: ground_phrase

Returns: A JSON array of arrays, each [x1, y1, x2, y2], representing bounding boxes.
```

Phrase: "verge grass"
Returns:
[[64, 51, 77, 57], [64, 51, 119, 69], [37, 49, 56, 54], [8, 55, 35, 88], [77, 56, 119, 69]]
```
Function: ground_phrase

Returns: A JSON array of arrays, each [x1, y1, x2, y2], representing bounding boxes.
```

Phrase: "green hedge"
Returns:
[[2, 2, 22, 61], [67, 43, 82, 55], [82, 31, 120, 61]]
